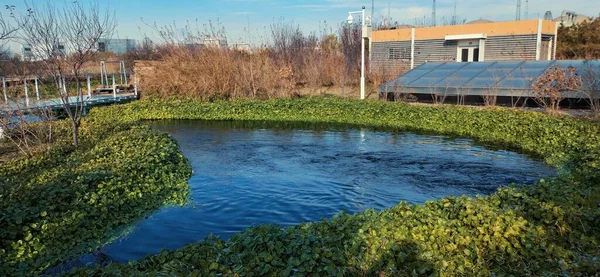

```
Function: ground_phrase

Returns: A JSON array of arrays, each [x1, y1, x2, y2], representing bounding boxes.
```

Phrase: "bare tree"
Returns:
[[15, 1, 115, 147], [0, 5, 19, 42], [531, 65, 582, 112], [1, 5, 20, 73], [579, 60, 600, 116], [482, 74, 503, 107], [339, 23, 361, 87], [0, 105, 54, 156]]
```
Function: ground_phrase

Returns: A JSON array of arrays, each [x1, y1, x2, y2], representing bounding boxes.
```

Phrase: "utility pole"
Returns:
[[524, 0, 529, 20], [516, 0, 521, 20]]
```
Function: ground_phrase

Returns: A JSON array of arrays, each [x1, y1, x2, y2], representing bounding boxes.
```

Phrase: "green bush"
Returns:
[[0, 122, 191, 276]]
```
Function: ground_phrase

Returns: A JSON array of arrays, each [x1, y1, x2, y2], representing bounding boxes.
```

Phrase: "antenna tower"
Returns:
[[452, 0, 457, 24], [516, 0, 521, 20], [432, 0, 436, 26], [372, 0, 374, 19]]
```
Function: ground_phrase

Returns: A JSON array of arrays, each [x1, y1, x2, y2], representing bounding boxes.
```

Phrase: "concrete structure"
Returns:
[[20, 42, 65, 61], [203, 37, 228, 48], [371, 19, 558, 73], [553, 11, 592, 27], [97, 39, 137, 54], [21, 44, 34, 61], [233, 43, 251, 51]]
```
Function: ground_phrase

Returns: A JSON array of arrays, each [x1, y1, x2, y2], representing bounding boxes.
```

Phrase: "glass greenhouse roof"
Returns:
[[380, 60, 600, 97]]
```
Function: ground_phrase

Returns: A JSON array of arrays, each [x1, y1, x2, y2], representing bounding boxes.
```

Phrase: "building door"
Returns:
[[461, 48, 469, 62], [539, 37, 552, 61], [458, 47, 480, 62]]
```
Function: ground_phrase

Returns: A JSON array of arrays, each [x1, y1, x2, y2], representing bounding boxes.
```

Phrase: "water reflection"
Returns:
[[100, 120, 554, 263]]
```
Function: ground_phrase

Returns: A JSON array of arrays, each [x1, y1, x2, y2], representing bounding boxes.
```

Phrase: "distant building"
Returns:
[[21, 44, 34, 61], [203, 37, 228, 48], [53, 43, 66, 56], [371, 19, 558, 72], [553, 10, 592, 27], [468, 18, 495, 25], [232, 43, 251, 51], [20, 42, 65, 60], [97, 38, 137, 54]]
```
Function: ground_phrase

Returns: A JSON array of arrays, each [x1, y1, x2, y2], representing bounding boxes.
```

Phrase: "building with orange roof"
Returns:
[[371, 19, 558, 72]]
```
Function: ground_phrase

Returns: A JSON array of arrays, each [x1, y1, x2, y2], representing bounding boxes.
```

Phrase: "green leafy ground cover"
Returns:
[[2, 97, 600, 276], [75, 98, 599, 276], [0, 121, 191, 276]]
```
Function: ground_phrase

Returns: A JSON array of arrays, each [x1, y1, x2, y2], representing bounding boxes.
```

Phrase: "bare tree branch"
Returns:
[[0, 5, 19, 41], [14, 0, 116, 147]]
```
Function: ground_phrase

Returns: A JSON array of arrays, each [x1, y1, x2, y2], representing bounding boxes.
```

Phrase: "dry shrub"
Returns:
[[141, 46, 293, 99], [139, 40, 355, 99], [369, 64, 407, 90], [0, 106, 55, 157], [302, 50, 345, 94], [135, 20, 385, 99], [368, 63, 407, 100], [579, 61, 600, 116], [531, 65, 582, 112]]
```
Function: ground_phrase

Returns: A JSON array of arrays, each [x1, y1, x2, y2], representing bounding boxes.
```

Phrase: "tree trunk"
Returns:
[[71, 120, 79, 147]]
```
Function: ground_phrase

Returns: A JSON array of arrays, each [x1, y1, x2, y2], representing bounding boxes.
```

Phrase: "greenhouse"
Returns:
[[379, 60, 600, 98]]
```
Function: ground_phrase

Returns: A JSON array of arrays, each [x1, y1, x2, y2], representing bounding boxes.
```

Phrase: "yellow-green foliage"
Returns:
[[0, 122, 192, 276], [3, 97, 600, 276], [72, 98, 599, 276]]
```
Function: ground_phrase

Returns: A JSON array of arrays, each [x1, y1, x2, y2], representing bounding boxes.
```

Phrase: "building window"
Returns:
[[388, 47, 409, 60], [389, 48, 400, 60]]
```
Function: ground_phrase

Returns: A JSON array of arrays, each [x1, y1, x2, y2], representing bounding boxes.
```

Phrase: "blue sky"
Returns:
[[2, 0, 599, 48]]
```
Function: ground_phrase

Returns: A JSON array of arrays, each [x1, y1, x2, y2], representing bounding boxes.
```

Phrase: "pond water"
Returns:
[[100, 120, 554, 263]]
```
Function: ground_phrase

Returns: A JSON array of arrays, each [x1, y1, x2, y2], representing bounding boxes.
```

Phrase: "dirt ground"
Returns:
[[295, 86, 379, 99]]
